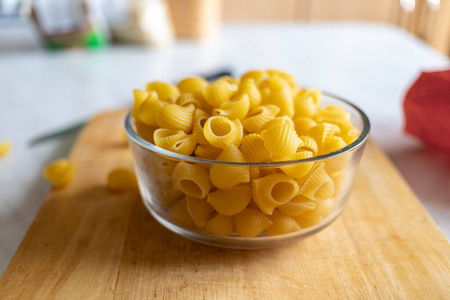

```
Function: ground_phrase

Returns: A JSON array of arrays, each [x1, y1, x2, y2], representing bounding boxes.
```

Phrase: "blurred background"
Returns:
[[0, 0, 449, 53]]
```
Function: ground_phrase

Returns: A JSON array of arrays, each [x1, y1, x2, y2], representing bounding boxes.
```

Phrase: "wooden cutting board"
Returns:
[[1, 110, 449, 299]]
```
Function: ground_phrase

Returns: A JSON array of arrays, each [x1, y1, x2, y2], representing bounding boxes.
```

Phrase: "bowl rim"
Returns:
[[124, 91, 371, 167]]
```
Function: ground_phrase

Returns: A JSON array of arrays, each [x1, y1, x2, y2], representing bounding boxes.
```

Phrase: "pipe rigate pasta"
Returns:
[[204, 215, 234, 236], [146, 81, 180, 103], [292, 199, 334, 228], [298, 162, 335, 201], [203, 116, 243, 149], [207, 186, 252, 216], [241, 105, 280, 133], [252, 173, 299, 215], [293, 116, 317, 136], [192, 109, 210, 145], [177, 76, 208, 94], [308, 123, 340, 148], [213, 93, 250, 120], [261, 123, 302, 159], [265, 210, 302, 235], [240, 70, 268, 86], [236, 78, 261, 109], [153, 129, 197, 156], [185, 196, 215, 227], [233, 208, 273, 238], [240, 133, 271, 163], [209, 144, 249, 189], [202, 81, 238, 107], [279, 150, 314, 178], [299, 136, 319, 155], [136, 91, 164, 126], [263, 115, 295, 131], [43, 159, 76, 188], [155, 104, 195, 132], [132, 89, 149, 118], [263, 89, 295, 117], [170, 198, 196, 228], [278, 194, 316, 217], [318, 105, 350, 124], [194, 144, 222, 160], [172, 162, 211, 198]]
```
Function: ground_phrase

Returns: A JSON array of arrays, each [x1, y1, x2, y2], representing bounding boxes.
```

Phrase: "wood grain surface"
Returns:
[[0, 110, 449, 299]]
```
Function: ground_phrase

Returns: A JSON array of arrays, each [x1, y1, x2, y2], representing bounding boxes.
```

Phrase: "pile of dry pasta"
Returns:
[[131, 69, 359, 237]]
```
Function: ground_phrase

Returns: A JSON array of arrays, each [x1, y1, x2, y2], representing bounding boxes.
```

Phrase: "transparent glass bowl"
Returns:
[[125, 93, 370, 249]]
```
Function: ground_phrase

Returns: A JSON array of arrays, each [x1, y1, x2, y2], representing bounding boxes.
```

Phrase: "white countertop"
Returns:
[[0, 22, 449, 275]]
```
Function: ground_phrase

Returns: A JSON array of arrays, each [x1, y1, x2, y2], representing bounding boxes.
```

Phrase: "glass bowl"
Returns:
[[125, 92, 370, 249]]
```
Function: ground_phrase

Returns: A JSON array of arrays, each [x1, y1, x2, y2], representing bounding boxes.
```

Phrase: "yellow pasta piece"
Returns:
[[263, 89, 294, 117], [294, 92, 317, 117], [107, 168, 138, 191], [207, 186, 252, 216], [240, 133, 271, 162], [242, 105, 280, 133], [192, 109, 210, 145], [339, 121, 360, 144], [170, 198, 196, 228], [240, 70, 268, 86], [234, 208, 273, 238], [210, 145, 249, 189], [321, 135, 350, 172], [265, 210, 301, 235], [194, 144, 222, 160], [330, 170, 347, 197], [236, 78, 262, 109], [279, 150, 314, 178], [321, 136, 347, 155], [293, 116, 317, 136], [260, 75, 291, 96], [132, 89, 149, 118], [252, 173, 299, 215], [155, 104, 195, 133], [216, 75, 240, 85], [278, 194, 316, 217], [263, 115, 295, 131], [213, 93, 250, 120], [203, 116, 243, 149], [0, 141, 12, 158], [299, 162, 334, 201], [43, 159, 76, 189], [318, 105, 350, 124], [146, 81, 180, 103], [172, 162, 211, 198], [259, 168, 279, 177], [176, 93, 197, 107], [299, 136, 319, 156], [202, 81, 238, 107], [136, 91, 164, 126], [186, 196, 215, 227], [177, 76, 208, 94], [153, 129, 197, 156], [135, 121, 157, 143], [249, 166, 261, 181], [292, 198, 334, 228], [204, 214, 234, 236], [297, 88, 322, 109], [307, 123, 340, 147], [261, 123, 302, 159]]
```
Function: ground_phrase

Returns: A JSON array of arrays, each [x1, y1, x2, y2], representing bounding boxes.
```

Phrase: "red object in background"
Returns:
[[404, 70, 450, 155]]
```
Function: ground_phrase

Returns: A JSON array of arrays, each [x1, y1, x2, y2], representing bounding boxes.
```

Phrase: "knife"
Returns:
[[29, 69, 233, 147]]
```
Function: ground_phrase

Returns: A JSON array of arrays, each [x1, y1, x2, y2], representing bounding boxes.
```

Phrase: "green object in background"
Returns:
[[31, 0, 109, 50]]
